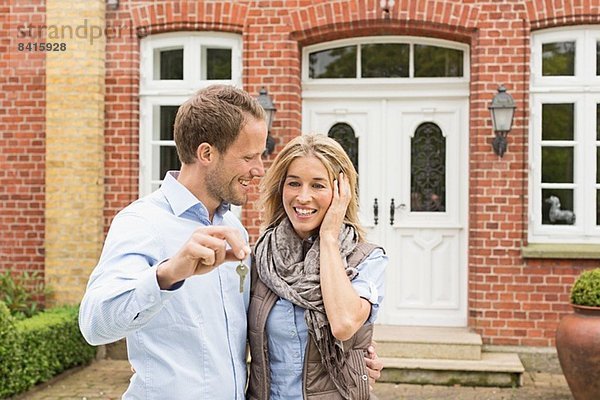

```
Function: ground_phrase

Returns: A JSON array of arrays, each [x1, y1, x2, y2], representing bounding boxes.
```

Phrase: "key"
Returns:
[[236, 261, 248, 293]]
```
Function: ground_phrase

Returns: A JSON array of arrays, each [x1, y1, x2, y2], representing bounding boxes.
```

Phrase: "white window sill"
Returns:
[[522, 243, 600, 259]]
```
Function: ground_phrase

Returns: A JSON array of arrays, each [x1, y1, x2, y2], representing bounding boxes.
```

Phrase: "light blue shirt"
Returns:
[[265, 249, 387, 400], [79, 172, 250, 400]]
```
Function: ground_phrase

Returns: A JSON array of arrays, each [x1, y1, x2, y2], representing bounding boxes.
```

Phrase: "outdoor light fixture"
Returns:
[[380, 0, 395, 18], [256, 87, 277, 156], [488, 84, 516, 157], [106, 0, 119, 10]]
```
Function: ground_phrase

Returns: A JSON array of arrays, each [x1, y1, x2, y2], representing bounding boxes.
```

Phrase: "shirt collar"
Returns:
[[160, 171, 230, 220]]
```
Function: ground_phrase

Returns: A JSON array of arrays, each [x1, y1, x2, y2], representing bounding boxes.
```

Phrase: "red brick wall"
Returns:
[[104, 6, 140, 233], [3, 0, 600, 346], [0, 1, 46, 282]]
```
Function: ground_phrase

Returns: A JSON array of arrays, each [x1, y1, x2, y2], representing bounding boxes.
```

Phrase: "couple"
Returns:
[[79, 85, 387, 399]]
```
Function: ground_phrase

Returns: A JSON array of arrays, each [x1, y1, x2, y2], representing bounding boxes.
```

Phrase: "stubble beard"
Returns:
[[206, 167, 247, 207]]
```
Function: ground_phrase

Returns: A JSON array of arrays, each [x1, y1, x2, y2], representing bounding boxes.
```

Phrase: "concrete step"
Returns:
[[374, 325, 483, 360], [379, 352, 525, 388]]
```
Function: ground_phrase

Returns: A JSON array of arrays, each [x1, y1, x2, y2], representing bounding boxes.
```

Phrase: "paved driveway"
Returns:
[[17, 359, 573, 400]]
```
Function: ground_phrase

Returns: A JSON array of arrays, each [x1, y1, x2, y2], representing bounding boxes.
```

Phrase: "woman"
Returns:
[[248, 135, 387, 400]]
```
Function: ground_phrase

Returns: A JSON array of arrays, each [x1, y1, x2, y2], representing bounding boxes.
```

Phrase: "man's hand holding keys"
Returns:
[[157, 226, 251, 289]]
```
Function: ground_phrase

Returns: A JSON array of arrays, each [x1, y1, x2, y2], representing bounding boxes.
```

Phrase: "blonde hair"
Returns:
[[259, 134, 365, 241]]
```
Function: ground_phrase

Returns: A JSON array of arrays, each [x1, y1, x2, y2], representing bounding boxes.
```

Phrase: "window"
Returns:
[[305, 37, 466, 80], [530, 27, 600, 243], [411, 123, 446, 212], [139, 32, 242, 196], [328, 123, 359, 172]]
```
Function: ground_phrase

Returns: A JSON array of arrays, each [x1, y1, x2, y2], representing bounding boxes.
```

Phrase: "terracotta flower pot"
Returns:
[[556, 304, 600, 400]]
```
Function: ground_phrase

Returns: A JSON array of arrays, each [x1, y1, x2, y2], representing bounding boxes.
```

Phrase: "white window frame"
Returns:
[[139, 32, 242, 197], [529, 27, 600, 244]]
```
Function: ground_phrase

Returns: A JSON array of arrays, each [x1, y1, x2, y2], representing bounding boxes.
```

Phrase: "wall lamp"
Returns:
[[106, 0, 119, 10], [380, 0, 395, 19], [257, 87, 277, 156], [488, 84, 516, 157]]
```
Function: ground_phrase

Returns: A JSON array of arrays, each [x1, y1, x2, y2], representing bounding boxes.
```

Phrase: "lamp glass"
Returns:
[[491, 107, 514, 132]]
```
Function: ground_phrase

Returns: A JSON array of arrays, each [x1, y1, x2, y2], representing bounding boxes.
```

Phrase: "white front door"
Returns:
[[303, 97, 468, 326]]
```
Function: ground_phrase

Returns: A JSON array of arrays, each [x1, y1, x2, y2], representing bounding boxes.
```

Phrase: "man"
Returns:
[[79, 85, 381, 399]]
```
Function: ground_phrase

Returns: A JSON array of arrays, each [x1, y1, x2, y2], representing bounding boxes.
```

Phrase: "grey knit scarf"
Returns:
[[254, 217, 359, 399]]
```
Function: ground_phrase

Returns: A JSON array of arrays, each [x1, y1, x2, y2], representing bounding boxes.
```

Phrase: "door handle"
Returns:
[[373, 198, 379, 225], [390, 199, 406, 225]]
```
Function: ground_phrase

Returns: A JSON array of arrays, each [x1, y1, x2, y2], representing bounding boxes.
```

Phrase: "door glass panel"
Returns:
[[414, 45, 463, 77], [542, 103, 574, 140], [541, 147, 574, 183], [361, 43, 409, 78], [411, 122, 446, 212], [205, 48, 232, 80], [155, 48, 184, 80], [542, 41, 575, 76], [308, 46, 357, 78], [542, 189, 574, 225], [328, 123, 358, 172]]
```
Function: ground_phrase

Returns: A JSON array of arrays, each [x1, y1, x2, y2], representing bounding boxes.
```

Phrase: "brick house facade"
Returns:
[[2, 0, 600, 349]]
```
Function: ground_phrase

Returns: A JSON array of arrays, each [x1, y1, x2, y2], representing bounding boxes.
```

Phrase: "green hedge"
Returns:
[[0, 302, 96, 398]]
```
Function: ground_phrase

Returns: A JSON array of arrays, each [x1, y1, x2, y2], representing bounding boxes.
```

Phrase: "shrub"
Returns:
[[570, 268, 600, 307], [0, 302, 23, 398], [0, 270, 49, 319], [0, 304, 96, 398]]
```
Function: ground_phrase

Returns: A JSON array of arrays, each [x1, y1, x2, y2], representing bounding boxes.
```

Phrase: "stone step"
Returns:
[[374, 325, 483, 360], [379, 352, 525, 388]]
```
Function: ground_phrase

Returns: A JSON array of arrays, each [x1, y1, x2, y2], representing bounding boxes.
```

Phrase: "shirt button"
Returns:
[[294, 352, 300, 357], [149, 295, 155, 302], [361, 374, 368, 381]]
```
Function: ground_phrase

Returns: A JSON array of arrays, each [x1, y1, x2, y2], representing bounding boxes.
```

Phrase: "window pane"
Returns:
[[597, 147, 600, 184], [361, 43, 409, 78], [597, 189, 600, 226], [160, 146, 181, 179], [597, 103, 600, 141], [308, 46, 357, 79], [206, 48, 232, 80], [414, 45, 463, 77], [541, 147, 573, 183], [542, 41, 575, 76], [542, 103, 574, 141], [411, 122, 446, 212], [159, 106, 179, 140], [328, 123, 358, 172], [156, 49, 183, 80], [597, 41, 600, 76], [541, 189, 575, 225]]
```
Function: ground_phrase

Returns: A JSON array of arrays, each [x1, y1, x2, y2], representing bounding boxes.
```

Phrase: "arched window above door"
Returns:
[[305, 37, 467, 80]]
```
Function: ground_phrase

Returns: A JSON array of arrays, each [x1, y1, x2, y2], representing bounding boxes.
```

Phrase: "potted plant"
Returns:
[[556, 268, 600, 400]]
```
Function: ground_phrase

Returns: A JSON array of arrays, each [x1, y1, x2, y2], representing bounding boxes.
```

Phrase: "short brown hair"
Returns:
[[174, 85, 266, 164]]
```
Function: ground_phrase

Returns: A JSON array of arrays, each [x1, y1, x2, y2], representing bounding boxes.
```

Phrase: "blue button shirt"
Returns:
[[265, 249, 387, 399], [79, 172, 250, 400]]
